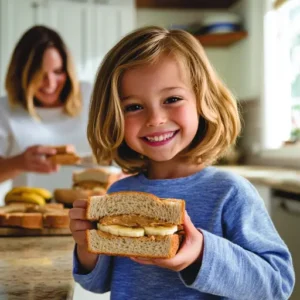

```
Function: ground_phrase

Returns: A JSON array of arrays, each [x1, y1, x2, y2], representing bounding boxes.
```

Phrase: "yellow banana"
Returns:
[[10, 186, 52, 200], [5, 192, 46, 206]]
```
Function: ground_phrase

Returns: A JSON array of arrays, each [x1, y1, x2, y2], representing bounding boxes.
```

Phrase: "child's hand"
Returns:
[[69, 199, 95, 247], [130, 211, 204, 272]]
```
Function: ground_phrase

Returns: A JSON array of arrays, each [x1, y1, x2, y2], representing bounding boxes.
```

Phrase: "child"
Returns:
[[69, 26, 295, 299]]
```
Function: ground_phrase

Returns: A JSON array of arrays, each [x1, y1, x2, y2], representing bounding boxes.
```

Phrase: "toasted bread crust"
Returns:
[[86, 229, 180, 258]]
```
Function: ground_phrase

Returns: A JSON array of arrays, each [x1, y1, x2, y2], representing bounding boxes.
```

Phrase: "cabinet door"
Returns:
[[0, 0, 36, 96], [89, 4, 135, 81], [36, 0, 135, 83], [40, 1, 89, 81]]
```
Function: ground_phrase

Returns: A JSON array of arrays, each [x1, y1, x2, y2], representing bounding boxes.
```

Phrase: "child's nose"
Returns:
[[146, 109, 167, 127]]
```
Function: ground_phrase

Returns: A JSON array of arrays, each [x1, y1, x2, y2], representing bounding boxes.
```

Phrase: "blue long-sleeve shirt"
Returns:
[[73, 166, 295, 299]]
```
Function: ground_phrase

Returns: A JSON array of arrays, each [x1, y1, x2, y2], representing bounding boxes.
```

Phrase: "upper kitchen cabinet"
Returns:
[[0, 0, 135, 96], [0, 0, 38, 96], [136, 0, 240, 9], [226, 0, 264, 101], [44, 0, 135, 82]]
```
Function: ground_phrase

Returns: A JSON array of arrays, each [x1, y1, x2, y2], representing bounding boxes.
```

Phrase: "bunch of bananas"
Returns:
[[5, 187, 52, 206]]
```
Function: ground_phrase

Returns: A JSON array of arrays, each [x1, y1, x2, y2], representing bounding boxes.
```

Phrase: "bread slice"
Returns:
[[48, 153, 81, 165], [4, 212, 43, 229], [86, 191, 185, 224], [43, 209, 70, 228], [87, 229, 180, 258]]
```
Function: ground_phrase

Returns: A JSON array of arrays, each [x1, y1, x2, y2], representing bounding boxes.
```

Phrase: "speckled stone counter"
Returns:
[[0, 236, 75, 300], [217, 165, 300, 194]]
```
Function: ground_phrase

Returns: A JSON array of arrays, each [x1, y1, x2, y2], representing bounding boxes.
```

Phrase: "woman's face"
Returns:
[[34, 47, 67, 107]]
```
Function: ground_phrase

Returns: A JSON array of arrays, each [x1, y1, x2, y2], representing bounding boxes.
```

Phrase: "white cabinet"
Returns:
[[0, 0, 135, 96], [228, 0, 264, 101], [0, 0, 35, 97]]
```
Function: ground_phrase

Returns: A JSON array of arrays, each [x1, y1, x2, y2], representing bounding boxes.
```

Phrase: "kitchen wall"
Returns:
[[136, 9, 232, 92]]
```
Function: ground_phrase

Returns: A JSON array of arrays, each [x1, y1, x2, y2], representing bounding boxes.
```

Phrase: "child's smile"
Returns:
[[141, 130, 179, 146]]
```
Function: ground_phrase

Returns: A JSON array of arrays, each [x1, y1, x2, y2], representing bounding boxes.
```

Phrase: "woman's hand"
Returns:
[[17, 145, 59, 173], [130, 211, 204, 272]]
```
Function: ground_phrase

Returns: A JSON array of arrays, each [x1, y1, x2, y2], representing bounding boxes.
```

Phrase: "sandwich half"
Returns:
[[86, 191, 185, 258]]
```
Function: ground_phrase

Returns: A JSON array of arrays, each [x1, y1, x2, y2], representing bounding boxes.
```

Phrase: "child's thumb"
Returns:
[[183, 211, 199, 237]]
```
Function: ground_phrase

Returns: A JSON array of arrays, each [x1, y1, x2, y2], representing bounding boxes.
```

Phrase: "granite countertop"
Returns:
[[217, 165, 300, 194], [0, 236, 75, 300]]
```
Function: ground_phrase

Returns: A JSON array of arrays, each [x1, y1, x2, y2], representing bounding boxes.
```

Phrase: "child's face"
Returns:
[[120, 55, 199, 163]]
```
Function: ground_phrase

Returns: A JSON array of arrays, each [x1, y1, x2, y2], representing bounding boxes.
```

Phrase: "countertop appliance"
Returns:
[[271, 189, 300, 299]]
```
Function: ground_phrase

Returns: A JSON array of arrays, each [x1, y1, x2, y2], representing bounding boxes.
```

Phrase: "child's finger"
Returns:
[[73, 199, 88, 208], [69, 219, 94, 232], [69, 208, 87, 220]]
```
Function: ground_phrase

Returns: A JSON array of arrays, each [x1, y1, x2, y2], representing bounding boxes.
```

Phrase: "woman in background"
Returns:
[[0, 25, 93, 204]]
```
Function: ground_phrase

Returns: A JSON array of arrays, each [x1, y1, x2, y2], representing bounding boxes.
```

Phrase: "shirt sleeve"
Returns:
[[178, 180, 295, 299], [0, 107, 12, 157], [72, 245, 113, 293]]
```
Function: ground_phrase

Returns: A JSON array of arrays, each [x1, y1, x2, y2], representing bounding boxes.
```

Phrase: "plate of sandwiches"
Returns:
[[54, 167, 122, 206], [86, 191, 186, 258], [0, 186, 70, 236]]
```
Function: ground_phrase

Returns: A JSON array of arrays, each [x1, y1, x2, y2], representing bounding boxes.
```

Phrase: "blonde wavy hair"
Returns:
[[5, 25, 82, 119], [88, 26, 241, 174]]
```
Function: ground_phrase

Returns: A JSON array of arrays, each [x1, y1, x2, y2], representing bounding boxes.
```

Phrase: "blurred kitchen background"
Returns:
[[1, 0, 300, 299]]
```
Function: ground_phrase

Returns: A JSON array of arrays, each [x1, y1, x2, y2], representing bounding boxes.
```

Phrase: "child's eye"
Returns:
[[124, 104, 143, 112], [164, 97, 182, 104]]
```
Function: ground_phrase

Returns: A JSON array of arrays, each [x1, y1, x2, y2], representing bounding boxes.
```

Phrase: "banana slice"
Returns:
[[97, 224, 145, 237], [144, 225, 178, 236]]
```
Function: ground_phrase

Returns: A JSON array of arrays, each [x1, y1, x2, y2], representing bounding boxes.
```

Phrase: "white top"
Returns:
[[0, 82, 93, 204]]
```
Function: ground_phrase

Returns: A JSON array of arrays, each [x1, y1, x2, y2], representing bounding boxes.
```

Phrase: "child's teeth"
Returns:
[[146, 132, 175, 142]]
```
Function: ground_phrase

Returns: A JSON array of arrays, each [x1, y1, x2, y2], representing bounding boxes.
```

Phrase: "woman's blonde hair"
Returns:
[[88, 26, 241, 173], [5, 25, 82, 119]]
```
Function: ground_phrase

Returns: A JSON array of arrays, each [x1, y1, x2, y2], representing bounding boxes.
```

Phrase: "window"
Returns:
[[263, 0, 300, 150]]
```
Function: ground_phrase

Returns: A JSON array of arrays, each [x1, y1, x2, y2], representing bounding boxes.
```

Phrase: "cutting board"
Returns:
[[0, 227, 71, 237]]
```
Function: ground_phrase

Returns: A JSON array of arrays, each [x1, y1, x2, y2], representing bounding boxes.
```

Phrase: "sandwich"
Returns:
[[72, 168, 120, 191], [86, 191, 185, 258], [54, 168, 120, 206], [48, 145, 81, 165]]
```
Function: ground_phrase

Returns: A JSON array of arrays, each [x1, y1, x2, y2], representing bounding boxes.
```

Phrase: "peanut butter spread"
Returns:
[[99, 215, 175, 227]]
